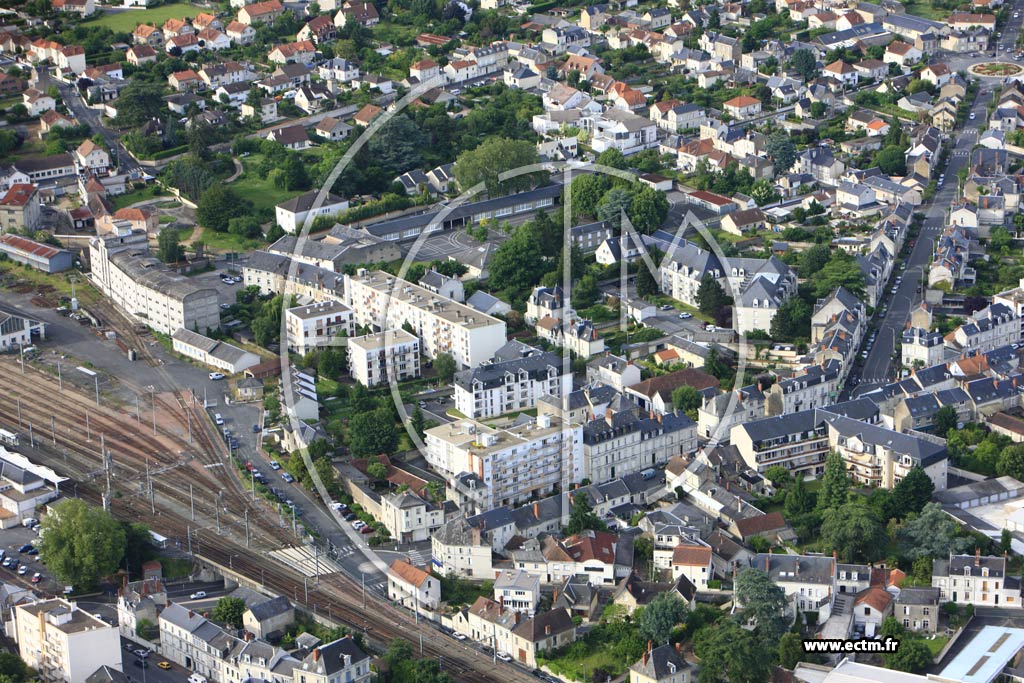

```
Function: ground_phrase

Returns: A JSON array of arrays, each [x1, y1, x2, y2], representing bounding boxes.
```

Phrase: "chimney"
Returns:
[[726, 481, 730, 491], [313, 648, 320, 663], [499, 595, 505, 608], [553, 589, 558, 603], [534, 502, 540, 519], [976, 547, 981, 566], [189, 610, 195, 618], [642, 651, 648, 667], [514, 612, 521, 624], [732, 561, 737, 579], [675, 642, 682, 655], [545, 624, 551, 635], [648, 640, 652, 654], [833, 550, 837, 562], [765, 555, 770, 571], [244, 632, 252, 642]]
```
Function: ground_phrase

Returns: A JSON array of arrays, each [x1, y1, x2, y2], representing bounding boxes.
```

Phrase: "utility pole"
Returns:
[[16, 398, 21, 428], [19, 343, 24, 374], [85, 410, 89, 440], [102, 434, 111, 513], [151, 387, 156, 436], [50, 416, 55, 445], [147, 459, 154, 515], [57, 361, 62, 391], [361, 572, 365, 609], [215, 505, 221, 534], [187, 409, 192, 444], [94, 376, 99, 407], [27, 422, 33, 448], [187, 526, 192, 556], [190, 484, 195, 521], [303, 577, 308, 605], [314, 544, 319, 584], [244, 509, 250, 548]]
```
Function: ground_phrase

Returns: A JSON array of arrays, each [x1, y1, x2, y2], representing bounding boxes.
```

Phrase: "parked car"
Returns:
[[209, 372, 225, 381], [17, 566, 27, 575], [497, 653, 513, 662], [158, 662, 172, 670], [189, 591, 207, 600], [214, 413, 224, 425], [282, 473, 295, 483], [454, 633, 467, 641], [18, 544, 33, 554], [135, 650, 149, 659], [352, 520, 366, 530], [359, 525, 373, 534], [270, 460, 281, 470], [31, 573, 41, 584], [220, 303, 231, 310], [678, 312, 692, 319], [133, 660, 149, 670]]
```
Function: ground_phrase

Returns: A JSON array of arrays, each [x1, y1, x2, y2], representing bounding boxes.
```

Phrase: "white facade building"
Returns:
[[13, 598, 121, 683], [284, 300, 354, 355], [347, 330, 421, 387]]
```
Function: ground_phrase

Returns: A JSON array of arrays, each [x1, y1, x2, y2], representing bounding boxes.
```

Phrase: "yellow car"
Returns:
[[157, 662, 171, 670]]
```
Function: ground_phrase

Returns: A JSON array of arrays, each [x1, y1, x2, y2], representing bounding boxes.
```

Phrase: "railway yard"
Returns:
[[0, 297, 533, 683]]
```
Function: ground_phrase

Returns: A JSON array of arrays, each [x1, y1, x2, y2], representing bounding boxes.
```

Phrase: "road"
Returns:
[[55, 79, 141, 176], [852, 84, 992, 394]]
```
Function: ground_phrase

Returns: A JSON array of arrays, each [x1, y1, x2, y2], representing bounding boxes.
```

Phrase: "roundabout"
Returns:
[[969, 61, 1024, 77]]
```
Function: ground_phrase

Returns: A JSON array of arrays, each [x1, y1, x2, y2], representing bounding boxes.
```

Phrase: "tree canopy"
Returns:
[[817, 451, 850, 511], [349, 408, 399, 457], [453, 137, 543, 197], [735, 568, 787, 644], [820, 499, 887, 562], [39, 499, 126, 590], [212, 597, 247, 628]]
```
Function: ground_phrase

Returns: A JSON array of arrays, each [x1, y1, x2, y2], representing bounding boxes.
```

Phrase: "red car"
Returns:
[[360, 526, 374, 534], [245, 461, 254, 471]]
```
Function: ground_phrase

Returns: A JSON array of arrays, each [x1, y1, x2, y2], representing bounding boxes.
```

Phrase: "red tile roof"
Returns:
[[0, 234, 62, 260], [0, 184, 36, 207]]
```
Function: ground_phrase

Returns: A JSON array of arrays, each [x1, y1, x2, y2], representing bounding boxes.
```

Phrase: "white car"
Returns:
[[454, 633, 467, 641], [221, 278, 235, 285], [496, 653, 513, 662], [352, 520, 366, 530], [189, 591, 207, 600], [214, 414, 224, 426], [209, 372, 225, 381], [269, 460, 281, 470], [970, 112, 976, 120], [678, 312, 692, 319]]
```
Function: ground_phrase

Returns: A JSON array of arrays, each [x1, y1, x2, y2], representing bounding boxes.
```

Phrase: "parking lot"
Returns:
[[121, 636, 189, 683], [0, 523, 51, 592]]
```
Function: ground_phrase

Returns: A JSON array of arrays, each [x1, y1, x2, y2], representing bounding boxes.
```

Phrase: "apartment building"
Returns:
[[826, 413, 948, 490], [89, 230, 220, 336], [493, 569, 541, 615], [731, 410, 832, 479], [946, 302, 1020, 354], [0, 184, 41, 232], [13, 598, 121, 683], [380, 490, 444, 543], [454, 342, 569, 419], [430, 516, 495, 578], [581, 400, 697, 484], [932, 551, 1021, 607], [343, 270, 506, 368], [424, 414, 583, 512], [346, 330, 421, 387], [284, 300, 354, 355]]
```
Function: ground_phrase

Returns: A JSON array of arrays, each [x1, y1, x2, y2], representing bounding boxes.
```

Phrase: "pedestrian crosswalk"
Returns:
[[406, 549, 428, 566], [270, 545, 343, 577]]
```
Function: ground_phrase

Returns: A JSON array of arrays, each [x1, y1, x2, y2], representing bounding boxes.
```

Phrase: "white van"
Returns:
[[188, 675, 208, 683]]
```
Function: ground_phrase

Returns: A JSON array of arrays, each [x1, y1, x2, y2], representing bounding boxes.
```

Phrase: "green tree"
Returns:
[[785, 474, 814, 517], [671, 385, 702, 418], [251, 295, 283, 348], [735, 568, 787, 644], [897, 503, 974, 559], [636, 262, 659, 298], [770, 297, 811, 341], [750, 178, 780, 206], [778, 632, 807, 670], [991, 226, 1013, 252], [875, 146, 907, 176], [453, 137, 542, 197], [487, 220, 551, 298], [998, 443, 1024, 481], [629, 185, 669, 233], [39, 499, 126, 590], [367, 115, 427, 173], [763, 465, 793, 487], [565, 494, 607, 535], [596, 148, 628, 169], [697, 274, 728, 315], [790, 48, 817, 81], [598, 187, 633, 228], [820, 499, 887, 562], [885, 467, 935, 521], [366, 457, 388, 480], [933, 405, 957, 437], [764, 131, 797, 175], [121, 521, 156, 578], [434, 352, 457, 382], [157, 227, 184, 264], [811, 252, 865, 299], [810, 101, 827, 117], [349, 409, 399, 457], [570, 173, 611, 220], [227, 216, 263, 239], [638, 593, 688, 645], [573, 274, 600, 308], [212, 597, 246, 628], [693, 619, 771, 683], [411, 406, 426, 440], [196, 185, 251, 233], [884, 636, 933, 673], [817, 451, 850, 511], [1003, 528, 1013, 554], [799, 243, 831, 277]]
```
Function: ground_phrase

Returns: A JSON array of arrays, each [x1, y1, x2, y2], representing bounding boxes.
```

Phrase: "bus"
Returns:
[[0, 429, 18, 447]]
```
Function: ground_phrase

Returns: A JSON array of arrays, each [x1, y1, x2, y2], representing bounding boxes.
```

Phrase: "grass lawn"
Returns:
[[85, 2, 207, 32], [924, 635, 950, 657], [0, 262, 100, 304], [230, 155, 297, 213], [112, 185, 168, 210], [900, 0, 949, 20], [194, 229, 266, 254]]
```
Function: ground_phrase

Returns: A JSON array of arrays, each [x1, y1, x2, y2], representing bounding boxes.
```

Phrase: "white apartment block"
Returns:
[[347, 330, 421, 387], [424, 414, 583, 512], [89, 230, 220, 336], [494, 569, 541, 616], [454, 345, 570, 419], [285, 300, 354, 355], [13, 598, 121, 683], [431, 516, 495, 578], [932, 552, 1021, 608], [343, 270, 506, 368], [380, 490, 443, 543], [582, 408, 697, 484]]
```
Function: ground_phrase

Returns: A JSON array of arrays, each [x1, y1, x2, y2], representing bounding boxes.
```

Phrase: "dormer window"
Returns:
[[983, 567, 989, 577]]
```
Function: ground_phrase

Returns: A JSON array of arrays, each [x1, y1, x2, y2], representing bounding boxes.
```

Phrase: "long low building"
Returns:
[[89, 229, 220, 336], [357, 183, 561, 242], [0, 304, 46, 352], [171, 328, 261, 374], [0, 233, 74, 273]]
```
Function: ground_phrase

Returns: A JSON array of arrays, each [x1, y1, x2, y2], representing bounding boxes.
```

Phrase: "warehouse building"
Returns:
[[171, 328, 261, 374], [0, 234, 73, 273]]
